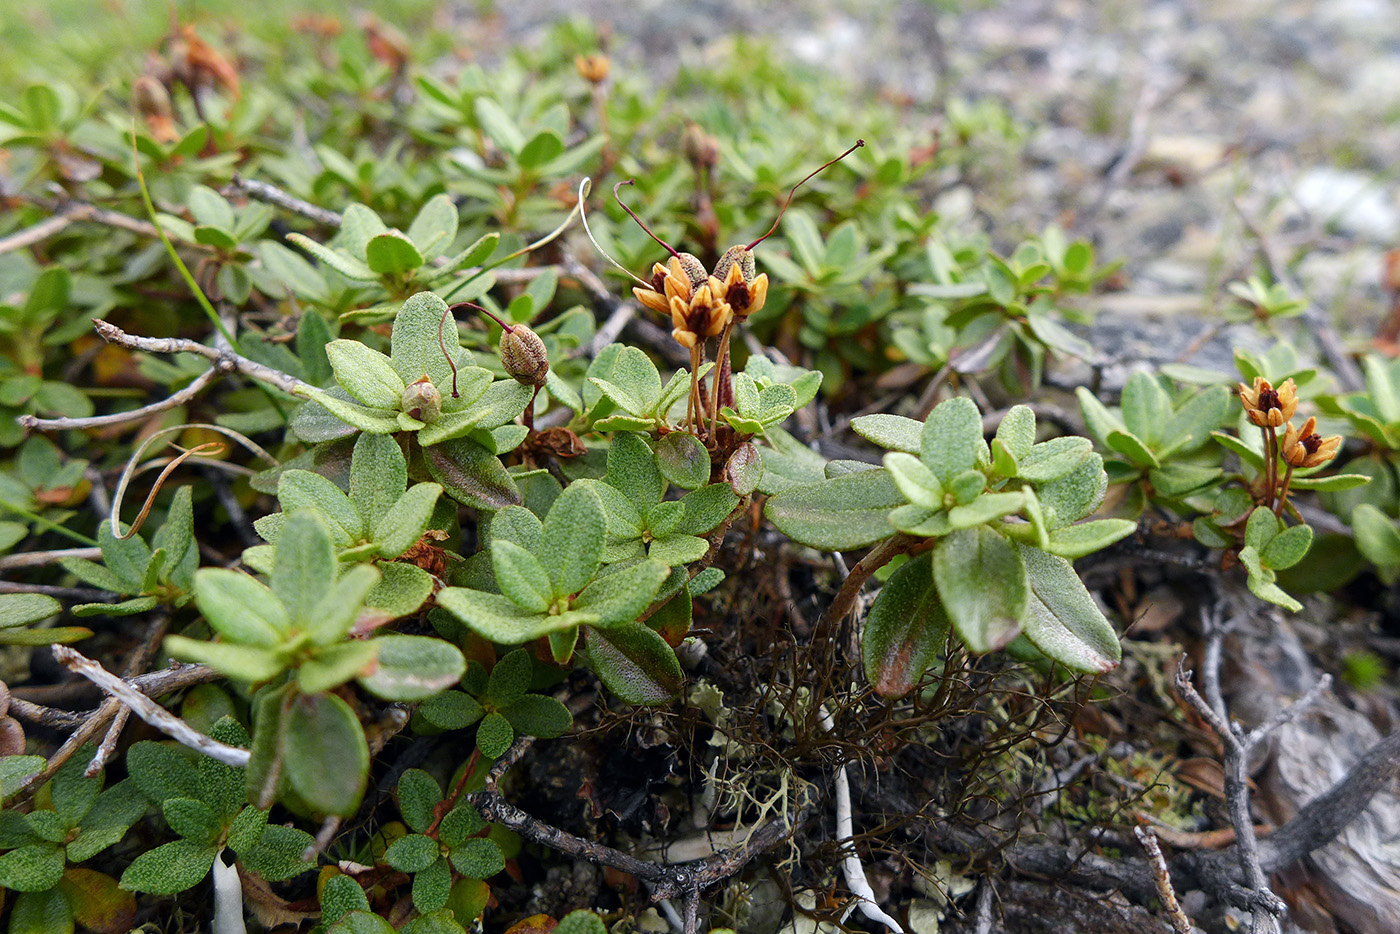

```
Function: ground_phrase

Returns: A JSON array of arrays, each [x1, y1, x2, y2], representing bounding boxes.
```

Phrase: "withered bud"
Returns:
[[133, 75, 173, 121], [133, 75, 178, 144], [401, 376, 442, 424], [500, 325, 549, 387], [575, 54, 610, 84], [681, 123, 720, 171]]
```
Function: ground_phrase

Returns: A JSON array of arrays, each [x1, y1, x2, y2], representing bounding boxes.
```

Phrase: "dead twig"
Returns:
[[1135, 825, 1194, 934], [52, 647, 248, 766], [19, 366, 221, 432], [227, 174, 342, 227], [90, 319, 308, 395]]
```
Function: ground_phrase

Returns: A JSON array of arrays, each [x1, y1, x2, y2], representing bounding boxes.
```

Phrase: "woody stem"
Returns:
[[524, 384, 539, 433], [1261, 426, 1276, 509], [709, 322, 734, 441], [687, 345, 703, 432], [1275, 465, 1295, 517]]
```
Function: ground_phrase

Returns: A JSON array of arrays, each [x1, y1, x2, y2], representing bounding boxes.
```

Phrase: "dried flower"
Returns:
[[632, 254, 708, 317], [710, 249, 769, 322], [1281, 417, 1342, 468], [1238, 376, 1298, 428], [681, 123, 720, 171], [576, 54, 610, 84], [669, 280, 732, 350]]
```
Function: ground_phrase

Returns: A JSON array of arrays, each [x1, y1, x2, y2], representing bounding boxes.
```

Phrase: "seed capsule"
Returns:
[[500, 324, 549, 387]]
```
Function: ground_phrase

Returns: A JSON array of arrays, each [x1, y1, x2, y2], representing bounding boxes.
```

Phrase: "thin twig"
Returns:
[[87, 612, 170, 775], [1135, 825, 1193, 934], [227, 174, 342, 227], [52, 647, 250, 767], [91, 319, 307, 394], [19, 366, 221, 431], [0, 212, 81, 255]]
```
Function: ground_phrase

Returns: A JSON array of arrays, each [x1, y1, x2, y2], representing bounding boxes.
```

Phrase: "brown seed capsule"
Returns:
[[681, 123, 720, 171], [500, 324, 549, 387], [401, 376, 442, 424], [575, 54, 610, 84], [133, 75, 178, 144]]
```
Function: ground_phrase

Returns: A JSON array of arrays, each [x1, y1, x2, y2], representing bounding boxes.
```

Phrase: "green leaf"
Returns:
[[295, 385, 401, 436], [349, 433, 409, 530], [1289, 473, 1371, 492], [385, 833, 439, 874], [436, 588, 582, 643], [50, 753, 100, 826], [67, 780, 147, 861], [556, 910, 608, 934], [358, 634, 466, 702], [365, 230, 424, 276], [1119, 372, 1171, 449], [475, 97, 524, 153], [152, 486, 198, 589], [486, 648, 533, 707], [1262, 523, 1313, 570], [284, 692, 369, 817], [1106, 429, 1160, 468], [573, 558, 669, 627], [1163, 385, 1231, 454], [162, 797, 221, 848], [491, 540, 552, 612], [163, 636, 285, 682], [418, 691, 485, 731], [126, 741, 200, 805], [0, 844, 65, 892], [764, 469, 905, 549], [884, 452, 942, 508], [438, 802, 486, 848], [9, 888, 73, 934], [321, 874, 371, 925], [273, 511, 337, 627], [397, 770, 443, 834], [434, 231, 500, 278], [538, 482, 605, 600], [586, 623, 683, 704], [413, 857, 452, 913], [278, 469, 362, 544], [921, 397, 988, 484], [306, 565, 380, 645], [192, 569, 288, 646], [406, 194, 459, 261], [934, 527, 1027, 653], [1353, 504, 1400, 568], [476, 711, 514, 758], [518, 129, 565, 168], [298, 640, 379, 694], [648, 533, 710, 567], [287, 232, 377, 281], [226, 805, 268, 854], [1020, 546, 1120, 672], [1036, 455, 1109, 529], [863, 553, 951, 698], [1244, 506, 1279, 550], [726, 442, 762, 496], [0, 593, 62, 628], [237, 822, 315, 881], [391, 292, 470, 389], [329, 911, 397, 934], [97, 520, 151, 592], [675, 483, 740, 536], [1075, 386, 1127, 444], [995, 405, 1036, 462], [502, 694, 572, 738], [374, 482, 443, 558], [362, 562, 434, 624], [448, 836, 504, 879], [424, 436, 521, 511], [654, 432, 710, 491], [326, 340, 406, 409], [1042, 519, 1136, 559], [0, 756, 44, 800], [119, 839, 217, 894]]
